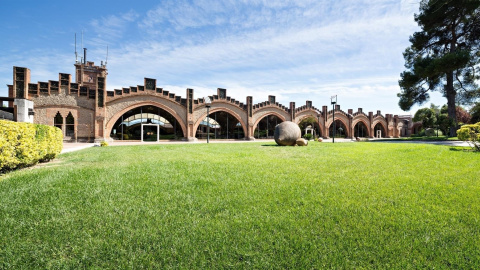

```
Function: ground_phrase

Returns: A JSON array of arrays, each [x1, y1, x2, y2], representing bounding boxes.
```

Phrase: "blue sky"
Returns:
[[0, 0, 447, 115]]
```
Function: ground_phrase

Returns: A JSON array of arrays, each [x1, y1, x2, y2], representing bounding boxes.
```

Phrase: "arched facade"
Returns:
[[7, 64, 411, 142], [105, 100, 188, 140], [192, 105, 248, 139]]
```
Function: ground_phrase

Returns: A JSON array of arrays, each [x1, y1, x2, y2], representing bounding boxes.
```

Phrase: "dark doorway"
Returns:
[[329, 120, 347, 138], [254, 115, 283, 139]]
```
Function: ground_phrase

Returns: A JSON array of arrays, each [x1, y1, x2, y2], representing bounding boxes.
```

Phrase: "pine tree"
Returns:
[[398, 0, 480, 136]]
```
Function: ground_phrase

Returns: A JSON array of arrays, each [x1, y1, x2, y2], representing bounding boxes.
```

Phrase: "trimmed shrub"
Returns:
[[457, 122, 480, 151], [303, 133, 313, 141], [0, 120, 63, 172]]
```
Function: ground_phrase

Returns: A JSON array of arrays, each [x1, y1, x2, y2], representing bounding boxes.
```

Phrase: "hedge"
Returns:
[[457, 122, 480, 151], [0, 120, 63, 172]]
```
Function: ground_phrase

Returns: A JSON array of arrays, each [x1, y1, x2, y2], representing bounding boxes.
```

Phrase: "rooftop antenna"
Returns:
[[75, 33, 78, 63], [81, 30, 83, 51], [81, 30, 86, 65], [105, 45, 108, 67]]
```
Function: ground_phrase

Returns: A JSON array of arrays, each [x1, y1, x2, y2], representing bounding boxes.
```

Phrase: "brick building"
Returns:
[[3, 60, 412, 142]]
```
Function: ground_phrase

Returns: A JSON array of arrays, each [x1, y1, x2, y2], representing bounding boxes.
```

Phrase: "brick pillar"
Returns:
[[186, 88, 196, 141], [13, 66, 29, 99], [246, 96, 254, 140], [369, 112, 374, 138], [385, 114, 392, 138], [290, 102, 296, 122], [8, 85, 14, 107], [394, 115, 399, 138], [94, 76, 107, 142], [348, 109, 353, 139], [322, 105, 328, 138]]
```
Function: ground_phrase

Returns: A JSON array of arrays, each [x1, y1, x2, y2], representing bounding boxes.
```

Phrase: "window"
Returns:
[[66, 112, 75, 137], [54, 112, 63, 131]]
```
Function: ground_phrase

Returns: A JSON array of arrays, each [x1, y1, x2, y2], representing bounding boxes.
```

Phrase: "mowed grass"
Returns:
[[0, 142, 479, 268]]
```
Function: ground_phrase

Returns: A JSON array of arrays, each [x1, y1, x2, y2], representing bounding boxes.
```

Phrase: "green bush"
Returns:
[[457, 122, 480, 151], [425, 128, 443, 137], [303, 133, 313, 141], [0, 120, 63, 172]]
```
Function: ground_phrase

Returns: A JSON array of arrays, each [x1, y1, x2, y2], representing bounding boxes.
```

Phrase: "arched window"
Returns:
[[254, 114, 282, 139], [66, 112, 75, 137], [354, 122, 368, 137], [54, 112, 63, 131], [197, 111, 245, 140], [298, 117, 321, 138], [110, 105, 182, 140], [329, 120, 347, 138]]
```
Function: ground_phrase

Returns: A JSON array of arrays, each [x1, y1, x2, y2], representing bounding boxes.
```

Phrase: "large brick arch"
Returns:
[[411, 122, 422, 135], [295, 112, 325, 137], [252, 107, 290, 127], [252, 111, 287, 131], [104, 101, 188, 139], [372, 118, 388, 138], [192, 106, 247, 137], [352, 116, 371, 137], [106, 95, 187, 123], [295, 109, 321, 124], [193, 101, 247, 128], [326, 113, 350, 138]]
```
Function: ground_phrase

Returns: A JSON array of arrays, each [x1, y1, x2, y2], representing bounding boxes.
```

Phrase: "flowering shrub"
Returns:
[[0, 120, 63, 172], [457, 122, 480, 151]]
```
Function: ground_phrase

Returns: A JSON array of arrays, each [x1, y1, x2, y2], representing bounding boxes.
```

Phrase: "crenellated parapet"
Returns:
[[352, 108, 368, 118], [194, 88, 247, 111], [5, 64, 409, 141], [108, 86, 186, 108], [295, 100, 321, 115], [252, 95, 289, 114]]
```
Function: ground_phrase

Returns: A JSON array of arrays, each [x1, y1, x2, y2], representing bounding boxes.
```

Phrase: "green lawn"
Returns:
[[0, 142, 479, 268], [391, 136, 459, 141]]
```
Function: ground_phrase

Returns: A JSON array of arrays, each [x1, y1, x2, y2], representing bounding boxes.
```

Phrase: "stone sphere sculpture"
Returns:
[[274, 121, 301, 146]]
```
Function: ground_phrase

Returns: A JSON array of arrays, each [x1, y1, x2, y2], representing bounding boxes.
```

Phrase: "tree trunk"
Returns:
[[446, 70, 457, 137], [447, 31, 458, 137]]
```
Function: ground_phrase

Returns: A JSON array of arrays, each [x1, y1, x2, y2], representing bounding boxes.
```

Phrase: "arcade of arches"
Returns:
[[7, 64, 413, 142]]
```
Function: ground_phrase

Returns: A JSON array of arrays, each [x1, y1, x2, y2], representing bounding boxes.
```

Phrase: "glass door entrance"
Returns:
[[142, 124, 159, 142]]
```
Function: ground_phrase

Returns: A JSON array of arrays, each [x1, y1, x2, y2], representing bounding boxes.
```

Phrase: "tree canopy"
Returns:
[[398, 0, 480, 136], [413, 107, 437, 128]]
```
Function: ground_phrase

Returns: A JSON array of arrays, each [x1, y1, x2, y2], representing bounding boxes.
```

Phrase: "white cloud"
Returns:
[[1, 0, 427, 116], [89, 10, 139, 46]]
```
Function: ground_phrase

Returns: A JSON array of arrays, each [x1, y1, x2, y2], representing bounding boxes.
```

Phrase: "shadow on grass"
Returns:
[[449, 146, 479, 153]]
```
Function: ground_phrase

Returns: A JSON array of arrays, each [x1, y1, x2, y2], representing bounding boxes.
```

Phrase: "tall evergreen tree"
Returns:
[[398, 0, 480, 136]]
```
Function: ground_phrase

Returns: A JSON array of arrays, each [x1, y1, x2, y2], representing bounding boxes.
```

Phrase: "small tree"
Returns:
[[413, 107, 437, 129], [436, 113, 454, 136], [456, 106, 472, 125], [457, 122, 480, 151], [471, 103, 480, 123]]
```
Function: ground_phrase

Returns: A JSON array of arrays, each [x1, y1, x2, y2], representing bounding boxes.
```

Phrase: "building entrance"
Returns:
[[142, 124, 159, 142]]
